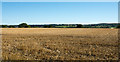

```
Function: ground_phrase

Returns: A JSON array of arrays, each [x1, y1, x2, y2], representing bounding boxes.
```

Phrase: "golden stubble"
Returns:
[[2, 28, 119, 60]]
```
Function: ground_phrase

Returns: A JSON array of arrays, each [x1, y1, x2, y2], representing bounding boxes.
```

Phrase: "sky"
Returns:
[[2, 2, 118, 25], [2, 0, 119, 2]]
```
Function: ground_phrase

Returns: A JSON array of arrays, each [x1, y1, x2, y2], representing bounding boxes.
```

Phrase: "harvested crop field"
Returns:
[[1, 28, 119, 60]]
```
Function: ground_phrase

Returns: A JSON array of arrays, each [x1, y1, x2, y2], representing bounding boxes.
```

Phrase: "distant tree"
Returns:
[[33, 26, 39, 28], [43, 25, 53, 28], [0, 25, 2, 28], [2, 25, 7, 28], [27, 25, 31, 28], [49, 25, 54, 28], [18, 23, 31, 28], [76, 24, 83, 28], [43, 25, 48, 28], [117, 25, 120, 28], [8, 25, 15, 28]]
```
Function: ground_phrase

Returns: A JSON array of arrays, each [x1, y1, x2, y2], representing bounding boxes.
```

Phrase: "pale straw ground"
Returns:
[[2, 28, 119, 60]]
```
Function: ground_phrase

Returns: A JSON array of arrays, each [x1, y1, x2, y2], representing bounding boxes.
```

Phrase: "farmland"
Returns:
[[1, 28, 119, 60]]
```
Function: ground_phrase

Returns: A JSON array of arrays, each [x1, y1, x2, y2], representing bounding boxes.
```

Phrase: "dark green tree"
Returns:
[[76, 24, 83, 28], [8, 25, 15, 28], [18, 23, 31, 28], [117, 25, 120, 28], [2, 25, 7, 28], [43, 25, 53, 28], [27, 25, 31, 28]]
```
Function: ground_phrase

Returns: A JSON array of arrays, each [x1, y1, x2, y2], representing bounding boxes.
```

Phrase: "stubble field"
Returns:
[[1, 28, 119, 60]]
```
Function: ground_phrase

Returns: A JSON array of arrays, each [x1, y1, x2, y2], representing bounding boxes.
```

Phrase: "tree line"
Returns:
[[0, 23, 120, 28], [0, 23, 83, 28]]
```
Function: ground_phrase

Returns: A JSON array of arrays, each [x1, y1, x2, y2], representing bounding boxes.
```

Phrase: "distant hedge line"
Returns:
[[0, 23, 120, 28]]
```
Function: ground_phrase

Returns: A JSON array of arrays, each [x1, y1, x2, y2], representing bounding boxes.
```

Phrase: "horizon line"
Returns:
[[1, 22, 119, 25]]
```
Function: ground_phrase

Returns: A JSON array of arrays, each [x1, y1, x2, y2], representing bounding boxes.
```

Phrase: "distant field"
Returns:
[[2, 28, 118, 60]]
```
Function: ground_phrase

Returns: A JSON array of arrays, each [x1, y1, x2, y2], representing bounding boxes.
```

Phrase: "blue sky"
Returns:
[[2, 0, 119, 2], [2, 2, 118, 25]]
